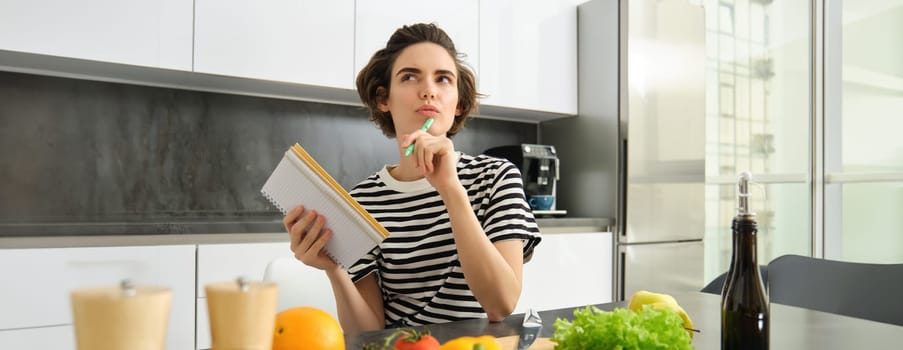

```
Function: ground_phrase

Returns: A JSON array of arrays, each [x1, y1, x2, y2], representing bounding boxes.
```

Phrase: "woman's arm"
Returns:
[[285, 205, 385, 332], [403, 133, 526, 321], [326, 267, 385, 333], [441, 186, 524, 321]]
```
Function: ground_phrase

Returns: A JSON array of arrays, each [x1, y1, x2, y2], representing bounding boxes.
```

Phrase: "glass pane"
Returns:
[[839, 0, 903, 173], [703, 0, 812, 284], [704, 0, 811, 177], [833, 182, 903, 263], [823, 1, 903, 264], [704, 183, 811, 282]]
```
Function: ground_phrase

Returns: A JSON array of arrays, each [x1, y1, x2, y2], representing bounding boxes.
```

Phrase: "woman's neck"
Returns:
[[387, 161, 425, 182]]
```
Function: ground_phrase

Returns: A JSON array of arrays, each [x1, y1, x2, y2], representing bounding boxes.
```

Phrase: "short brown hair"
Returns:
[[356, 23, 479, 138]]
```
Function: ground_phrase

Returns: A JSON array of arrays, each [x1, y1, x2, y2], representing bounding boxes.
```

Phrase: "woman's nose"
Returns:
[[420, 85, 436, 99]]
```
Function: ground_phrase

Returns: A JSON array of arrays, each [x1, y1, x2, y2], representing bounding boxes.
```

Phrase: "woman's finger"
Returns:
[[423, 140, 436, 174], [418, 142, 428, 175], [299, 212, 325, 253], [399, 131, 421, 151], [283, 205, 305, 232], [305, 229, 332, 262], [287, 207, 308, 252], [292, 210, 318, 253]]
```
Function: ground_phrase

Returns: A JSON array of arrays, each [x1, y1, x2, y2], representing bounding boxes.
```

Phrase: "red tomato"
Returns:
[[393, 330, 441, 350]]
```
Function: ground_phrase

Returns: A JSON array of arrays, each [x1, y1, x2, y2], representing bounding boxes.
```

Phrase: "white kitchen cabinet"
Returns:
[[479, 0, 579, 115], [194, 0, 355, 89], [0, 245, 196, 350], [195, 242, 337, 349], [0, 325, 73, 350], [516, 231, 612, 314], [195, 242, 294, 350], [196, 242, 296, 298], [354, 0, 479, 77], [0, 0, 192, 71]]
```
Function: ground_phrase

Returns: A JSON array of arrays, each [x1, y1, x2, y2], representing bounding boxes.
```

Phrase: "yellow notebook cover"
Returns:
[[261, 143, 389, 269]]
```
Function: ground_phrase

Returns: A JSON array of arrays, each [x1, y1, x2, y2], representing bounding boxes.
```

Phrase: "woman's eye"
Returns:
[[437, 76, 452, 84], [401, 74, 417, 82]]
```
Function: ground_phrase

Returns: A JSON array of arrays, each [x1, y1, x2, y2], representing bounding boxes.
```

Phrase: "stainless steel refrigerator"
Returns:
[[543, 0, 706, 301], [614, 0, 707, 301]]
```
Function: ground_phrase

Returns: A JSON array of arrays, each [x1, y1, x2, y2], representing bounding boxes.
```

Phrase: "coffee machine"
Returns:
[[483, 144, 566, 216]]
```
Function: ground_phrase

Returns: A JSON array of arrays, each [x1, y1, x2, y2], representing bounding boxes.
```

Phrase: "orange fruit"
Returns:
[[272, 306, 345, 350]]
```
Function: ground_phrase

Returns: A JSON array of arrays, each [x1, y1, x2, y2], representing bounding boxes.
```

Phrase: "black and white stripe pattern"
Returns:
[[347, 153, 541, 327]]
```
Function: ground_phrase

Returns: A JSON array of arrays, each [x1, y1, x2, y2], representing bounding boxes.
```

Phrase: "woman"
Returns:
[[284, 23, 540, 332]]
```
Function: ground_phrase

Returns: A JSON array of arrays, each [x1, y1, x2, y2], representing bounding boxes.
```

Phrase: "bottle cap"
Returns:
[[738, 171, 755, 215]]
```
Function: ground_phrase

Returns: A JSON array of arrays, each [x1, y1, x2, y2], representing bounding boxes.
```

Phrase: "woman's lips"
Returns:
[[416, 106, 439, 116]]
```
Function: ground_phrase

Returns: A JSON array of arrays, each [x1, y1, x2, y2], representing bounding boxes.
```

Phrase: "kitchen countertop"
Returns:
[[535, 217, 612, 233], [346, 292, 903, 350], [0, 217, 613, 249]]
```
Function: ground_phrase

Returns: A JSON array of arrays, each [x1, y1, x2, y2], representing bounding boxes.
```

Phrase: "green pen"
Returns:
[[404, 117, 434, 156]]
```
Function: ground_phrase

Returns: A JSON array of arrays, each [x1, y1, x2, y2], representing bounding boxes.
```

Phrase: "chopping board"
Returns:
[[495, 335, 556, 350]]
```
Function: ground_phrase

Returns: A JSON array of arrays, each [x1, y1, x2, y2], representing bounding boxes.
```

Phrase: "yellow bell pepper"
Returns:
[[439, 335, 501, 350]]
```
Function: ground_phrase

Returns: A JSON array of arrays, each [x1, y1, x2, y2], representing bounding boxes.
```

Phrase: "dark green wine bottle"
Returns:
[[721, 217, 738, 298], [721, 172, 749, 298], [721, 173, 769, 350]]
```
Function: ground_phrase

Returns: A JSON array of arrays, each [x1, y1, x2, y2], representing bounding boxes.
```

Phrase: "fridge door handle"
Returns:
[[618, 249, 627, 300], [617, 137, 628, 240]]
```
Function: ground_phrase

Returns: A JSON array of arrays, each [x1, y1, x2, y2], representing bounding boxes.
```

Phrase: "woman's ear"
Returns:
[[376, 86, 389, 112]]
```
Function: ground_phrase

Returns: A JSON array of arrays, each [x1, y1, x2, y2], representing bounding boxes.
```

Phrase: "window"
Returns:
[[704, 0, 903, 281], [703, 0, 812, 280], [825, 0, 903, 262]]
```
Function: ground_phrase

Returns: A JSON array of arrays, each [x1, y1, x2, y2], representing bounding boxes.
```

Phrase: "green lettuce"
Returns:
[[551, 305, 693, 350]]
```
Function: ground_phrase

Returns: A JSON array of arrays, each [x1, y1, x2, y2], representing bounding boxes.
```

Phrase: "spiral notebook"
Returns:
[[260, 143, 390, 269]]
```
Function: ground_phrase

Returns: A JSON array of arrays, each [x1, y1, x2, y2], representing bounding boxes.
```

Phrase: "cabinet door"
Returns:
[[0, 245, 196, 350], [0, 0, 192, 70], [516, 232, 612, 313], [480, 0, 578, 114], [354, 0, 479, 77], [196, 242, 295, 298], [195, 242, 293, 350], [194, 0, 355, 89], [0, 325, 73, 350]]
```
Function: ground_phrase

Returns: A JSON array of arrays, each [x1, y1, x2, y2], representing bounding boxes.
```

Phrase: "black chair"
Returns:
[[700, 265, 768, 295], [767, 254, 903, 327]]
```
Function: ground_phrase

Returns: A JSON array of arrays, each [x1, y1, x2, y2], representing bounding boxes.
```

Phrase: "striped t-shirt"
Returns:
[[346, 152, 541, 327]]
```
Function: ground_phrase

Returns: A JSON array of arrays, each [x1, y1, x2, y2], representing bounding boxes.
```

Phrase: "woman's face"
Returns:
[[379, 42, 460, 138]]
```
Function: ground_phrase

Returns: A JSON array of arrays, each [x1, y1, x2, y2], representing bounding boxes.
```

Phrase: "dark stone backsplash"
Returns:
[[0, 71, 536, 235]]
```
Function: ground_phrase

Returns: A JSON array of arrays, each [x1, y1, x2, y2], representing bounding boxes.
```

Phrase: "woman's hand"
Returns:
[[284, 205, 338, 271], [400, 131, 460, 193]]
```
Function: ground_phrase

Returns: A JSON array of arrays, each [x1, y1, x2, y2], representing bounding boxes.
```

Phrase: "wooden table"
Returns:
[[345, 292, 903, 349]]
